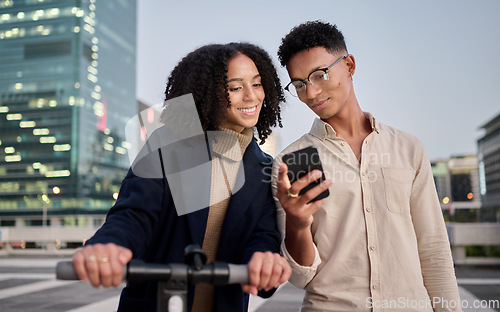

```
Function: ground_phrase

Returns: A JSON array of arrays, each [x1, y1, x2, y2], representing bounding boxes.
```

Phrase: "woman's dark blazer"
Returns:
[[85, 134, 281, 312]]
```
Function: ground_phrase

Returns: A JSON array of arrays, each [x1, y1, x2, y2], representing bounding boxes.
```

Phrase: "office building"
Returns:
[[0, 0, 137, 230], [431, 155, 481, 222], [431, 159, 451, 203], [478, 112, 500, 222]]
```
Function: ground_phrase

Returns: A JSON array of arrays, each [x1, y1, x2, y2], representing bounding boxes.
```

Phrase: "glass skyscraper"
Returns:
[[0, 0, 137, 228]]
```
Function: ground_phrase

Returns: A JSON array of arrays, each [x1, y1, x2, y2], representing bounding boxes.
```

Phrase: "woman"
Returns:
[[72, 42, 291, 312]]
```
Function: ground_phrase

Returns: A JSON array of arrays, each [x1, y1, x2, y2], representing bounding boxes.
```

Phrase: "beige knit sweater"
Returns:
[[191, 128, 254, 312]]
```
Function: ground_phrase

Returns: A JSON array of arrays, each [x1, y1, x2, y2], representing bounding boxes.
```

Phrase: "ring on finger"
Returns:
[[286, 189, 299, 198], [99, 257, 109, 263]]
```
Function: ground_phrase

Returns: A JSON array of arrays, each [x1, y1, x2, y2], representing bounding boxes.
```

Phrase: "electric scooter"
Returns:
[[56, 244, 249, 312]]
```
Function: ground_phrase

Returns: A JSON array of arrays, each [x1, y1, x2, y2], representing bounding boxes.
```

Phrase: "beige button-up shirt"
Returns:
[[272, 115, 462, 311]]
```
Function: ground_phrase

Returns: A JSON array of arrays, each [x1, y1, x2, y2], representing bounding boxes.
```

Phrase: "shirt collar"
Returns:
[[364, 112, 379, 134], [309, 112, 379, 140]]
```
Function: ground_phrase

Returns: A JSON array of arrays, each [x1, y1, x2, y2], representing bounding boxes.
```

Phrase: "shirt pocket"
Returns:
[[381, 167, 416, 214]]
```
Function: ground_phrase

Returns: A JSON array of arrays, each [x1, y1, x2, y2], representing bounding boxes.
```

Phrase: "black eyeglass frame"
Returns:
[[284, 55, 347, 97]]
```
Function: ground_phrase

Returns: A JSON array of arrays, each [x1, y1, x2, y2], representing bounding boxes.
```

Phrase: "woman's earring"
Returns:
[[227, 103, 231, 108], [350, 73, 353, 81]]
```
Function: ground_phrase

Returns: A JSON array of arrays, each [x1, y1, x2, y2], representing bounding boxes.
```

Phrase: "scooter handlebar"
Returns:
[[55, 260, 249, 285]]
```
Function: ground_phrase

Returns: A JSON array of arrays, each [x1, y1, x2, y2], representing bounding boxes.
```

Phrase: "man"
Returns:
[[272, 21, 462, 311]]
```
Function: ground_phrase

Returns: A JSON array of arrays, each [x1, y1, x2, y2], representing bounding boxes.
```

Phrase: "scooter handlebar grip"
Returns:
[[227, 264, 249, 284], [55, 261, 79, 280]]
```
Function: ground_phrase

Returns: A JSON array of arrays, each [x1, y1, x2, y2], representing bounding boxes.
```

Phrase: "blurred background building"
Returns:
[[0, 0, 137, 238], [478, 112, 500, 222], [427, 111, 500, 224], [431, 155, 481, 222]]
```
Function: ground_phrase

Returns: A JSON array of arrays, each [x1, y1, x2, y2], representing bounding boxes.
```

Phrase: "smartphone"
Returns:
[[281, 145, 330, 203]]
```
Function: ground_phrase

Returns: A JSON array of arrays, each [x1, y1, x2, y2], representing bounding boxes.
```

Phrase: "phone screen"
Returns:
[[282, 145, 330, 203]]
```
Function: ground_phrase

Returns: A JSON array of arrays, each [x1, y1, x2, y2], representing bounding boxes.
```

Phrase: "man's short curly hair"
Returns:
[[278, 20, 348, 67], [162, 42, 284, 144]]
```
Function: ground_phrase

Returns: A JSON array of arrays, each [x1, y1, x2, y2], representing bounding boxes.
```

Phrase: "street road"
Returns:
[[0, 257, 498, 311]]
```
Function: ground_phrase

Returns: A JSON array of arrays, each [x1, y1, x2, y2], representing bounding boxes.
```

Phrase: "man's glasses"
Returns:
[[285, 55, 346, 98]]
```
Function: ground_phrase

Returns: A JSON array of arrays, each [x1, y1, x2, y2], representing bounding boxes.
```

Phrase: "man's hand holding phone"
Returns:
[[276, 146, 332, 266], [276, 163, 331, 231]]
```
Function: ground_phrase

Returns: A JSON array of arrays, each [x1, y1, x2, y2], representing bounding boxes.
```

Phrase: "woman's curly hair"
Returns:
[[162, 42, 284, 144], [278, 20, 348, 67]]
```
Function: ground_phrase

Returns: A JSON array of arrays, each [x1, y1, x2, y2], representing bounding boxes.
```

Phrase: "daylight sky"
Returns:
[[135, 0, 500, 160]]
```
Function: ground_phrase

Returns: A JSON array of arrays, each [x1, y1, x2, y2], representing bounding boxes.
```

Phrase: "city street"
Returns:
[[0, 257, 498, 311]]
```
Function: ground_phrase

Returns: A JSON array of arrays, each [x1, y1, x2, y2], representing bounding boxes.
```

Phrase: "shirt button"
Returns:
[[369, 245, 376, 251], [373, 284, 379, 290], [340, 141, 346, 146], [366, 207, 371, 212], [362, 172, 367, 177]]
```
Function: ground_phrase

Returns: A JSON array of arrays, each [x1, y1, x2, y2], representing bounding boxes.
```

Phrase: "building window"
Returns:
[[24, 40, 71, 59], [0, 219, 15, 227], [450, 174, 472, 201]]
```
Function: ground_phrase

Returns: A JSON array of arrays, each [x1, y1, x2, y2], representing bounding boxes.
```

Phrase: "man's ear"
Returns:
[[346, 54, 356, 77]]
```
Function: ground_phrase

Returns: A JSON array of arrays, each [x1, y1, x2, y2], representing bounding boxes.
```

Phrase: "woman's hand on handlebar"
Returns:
[[72, 243, 132, 288], [242, 251, 291, 295]]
